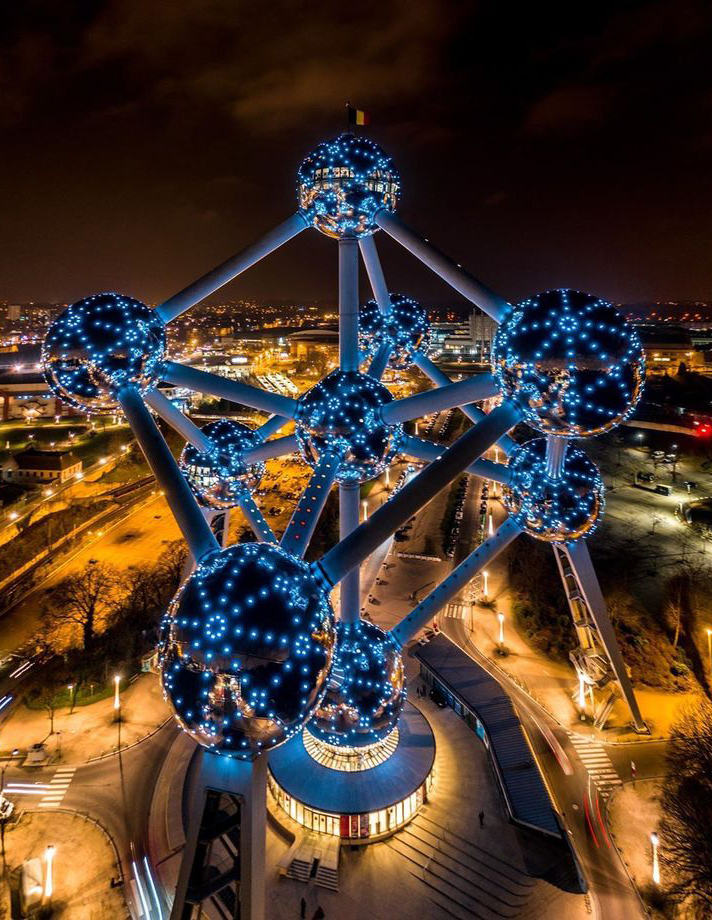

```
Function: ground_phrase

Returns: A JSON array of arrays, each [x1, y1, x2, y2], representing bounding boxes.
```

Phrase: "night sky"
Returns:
[[2, 0, 712, 308]]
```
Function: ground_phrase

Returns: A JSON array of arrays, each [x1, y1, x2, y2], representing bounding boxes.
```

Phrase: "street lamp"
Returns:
[[44, 845, 55, 900], [497, 611, 505, 649], [488, 513, 494, 537], [482, 569, 489, 599], [651, 832, 660, 885], [362, 500, 368, 522], [578, 671, 586, 710], [68, 683, 76, 715], [114, 675, 121, 713]]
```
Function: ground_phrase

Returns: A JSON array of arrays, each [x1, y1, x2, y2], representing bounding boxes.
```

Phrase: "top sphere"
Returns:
[[179, 419, 264, 510], [43, 292, 166, 413], [297, 134, 399, 239], [160, 542, 336, 758], [492, 289, 645, 438]]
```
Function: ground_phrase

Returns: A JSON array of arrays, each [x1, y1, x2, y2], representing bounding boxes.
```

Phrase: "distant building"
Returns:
[[431, 308, 497, 362], [6, 305, 21, 321], [2, 448, 82, 484], [635, 325, 702, 374]]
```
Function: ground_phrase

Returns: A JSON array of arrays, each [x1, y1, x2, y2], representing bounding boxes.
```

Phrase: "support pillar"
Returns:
[[339, 481, 361, 623]]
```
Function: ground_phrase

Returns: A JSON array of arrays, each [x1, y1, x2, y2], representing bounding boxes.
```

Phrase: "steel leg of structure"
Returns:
[[170, 749, 267, 920], [118, 388, 219, 563], [315, 401, 522, 588], [358, 234, 392, 314], [241, 434, 298, 465], [368, 341, 392, 380], [562, 540, 647, 732], [401, 434, 510, 485], [338, 482, 361, 623], [375, 210, 510, 322], [156, 213, 308, 323], [256, 414, 290, 440], [339, 238, 359, 372], [162, 361, 298, 418], [144, 387, 213, 453], [237, 493, 276, 543], [413, 352, 515, 454], [391, 518, 523, 647], [382, 373, 500, 424], [281, 452, 340, 558]]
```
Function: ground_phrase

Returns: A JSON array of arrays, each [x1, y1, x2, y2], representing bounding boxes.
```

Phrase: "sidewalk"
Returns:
[[607, 779, 670, 919], [0, 672, 171, 764]]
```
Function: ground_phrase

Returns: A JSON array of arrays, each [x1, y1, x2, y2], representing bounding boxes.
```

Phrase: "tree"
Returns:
[[42, 561, 121, 650], [659, 699, 712, 917], [155, 539, 188, 591]]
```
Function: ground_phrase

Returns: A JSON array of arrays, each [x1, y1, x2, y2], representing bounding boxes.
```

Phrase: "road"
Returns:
[[2, 719, 179, 919]]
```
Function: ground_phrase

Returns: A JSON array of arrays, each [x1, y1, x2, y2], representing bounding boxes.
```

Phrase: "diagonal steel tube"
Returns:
[[401, 434, 510, 485], [381, 374, 500, 425], [281, 452, 340, 558], [314, 400, 522, 588], [155, 213, 308, 323], [241, 434, 298, 465], [358, 235, 392, 314], [413, 352, 515, 454], [368, 341, 392, 380], [237, 493, 276, 543], [256, 414, 290, 440], [390, 517, 523, 647], [144, 387, 213, 453], [118, 388, 219, 562], [162, 361, 298, 418], [375, 210, 510, 322]]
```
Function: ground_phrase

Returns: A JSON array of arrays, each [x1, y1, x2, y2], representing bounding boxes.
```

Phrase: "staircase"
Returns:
[[386, 810, 535, 920], [284, 831, 340, 891]]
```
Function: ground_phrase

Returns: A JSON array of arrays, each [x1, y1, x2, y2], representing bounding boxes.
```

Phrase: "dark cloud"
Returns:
[[1, 1, 712, 305]]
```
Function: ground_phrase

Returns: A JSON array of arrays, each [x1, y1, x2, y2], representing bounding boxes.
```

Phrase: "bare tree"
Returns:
[[156, 539, 188, 591], [659, 699, 712, 917], [42, 561, 120, 650]]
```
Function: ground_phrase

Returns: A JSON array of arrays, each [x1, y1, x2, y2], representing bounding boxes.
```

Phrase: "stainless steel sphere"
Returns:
[[160, 543, 336, 758], [297, 134, 399, 239], [294, 369, 403, 484], [42, 292, 166, 413], [492, 289, 645, 438], [179, 419, 264, 510], [308, 619, 405, 748], [503, 437, 604, 542]]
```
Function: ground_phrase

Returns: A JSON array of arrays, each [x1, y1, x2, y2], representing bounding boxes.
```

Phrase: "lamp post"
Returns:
[[68, 683, 76, 715], [44, 845, 55, 901], [651, 832, 660, 885], [497, 611, 505, 649], [362, 500, 368, 522], [482, 569, 489, 600], [578, 671, 586, 710], [488, 513, 494, 537]]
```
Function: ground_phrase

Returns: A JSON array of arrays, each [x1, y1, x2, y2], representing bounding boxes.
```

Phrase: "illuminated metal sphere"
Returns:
[[294, 369, 403, 484], [357, 298, 385, 360], [308, 619, 405, 748], [503, 438, 604, 542], [492, 289, 645, 437], [297, 134, 400, 239], [160, 542, 336, 758], [179, 419, 264, 509], [42, 292, 166, 413], [383, 293, 431, 369]]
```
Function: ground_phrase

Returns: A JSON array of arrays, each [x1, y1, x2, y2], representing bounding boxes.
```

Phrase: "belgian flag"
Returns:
[[347, 105, 370, 127]]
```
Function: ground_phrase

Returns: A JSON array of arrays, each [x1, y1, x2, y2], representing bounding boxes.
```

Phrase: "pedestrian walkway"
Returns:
[[38, 765, 76, 807], [443, 603, 467, 620], [566, 731, 622, 795]]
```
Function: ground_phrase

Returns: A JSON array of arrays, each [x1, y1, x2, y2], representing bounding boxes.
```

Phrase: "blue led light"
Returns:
[[42, 292, 166, 413], [492, 289, 645, 438], [294, 369, 403, 484], [503, 438, 604, 542], [359, 293, 431, 370], [308, 619, 405, 748], [179, 418, 264, 509], [160, 542, 336, 758], [297, 134, 399, 239]]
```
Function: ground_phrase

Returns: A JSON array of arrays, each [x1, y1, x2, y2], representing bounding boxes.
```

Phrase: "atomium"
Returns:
[[308, 619, 405, 748], [294, 369, 403, 483], [492, 289, 645, 438], [179, 419, 264, 509], [297, 133, 400, 239], [359, 293, 431, 370], [160, 542, 336, 757], [503, 437, 604, 542], [43, 292, 166, 413]]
